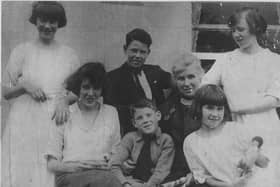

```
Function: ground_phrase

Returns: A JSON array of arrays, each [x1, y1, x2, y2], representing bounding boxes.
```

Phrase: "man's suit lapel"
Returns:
[[120, 64, 146, 101], [142, 65, 156, 96], [120, 65, 137, 91]]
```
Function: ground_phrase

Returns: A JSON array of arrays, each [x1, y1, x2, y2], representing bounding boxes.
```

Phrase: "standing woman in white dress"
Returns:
[[2, 2, 80, 187], [202, 7, 280, 186]]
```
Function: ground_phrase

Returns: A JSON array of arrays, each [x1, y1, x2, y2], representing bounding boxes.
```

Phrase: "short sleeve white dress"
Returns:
[[2, 40, 80, 187], [201, 48, 280, 187]]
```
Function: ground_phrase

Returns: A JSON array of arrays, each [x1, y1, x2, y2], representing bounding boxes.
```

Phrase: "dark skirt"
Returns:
[[55, 169, 122, 187]]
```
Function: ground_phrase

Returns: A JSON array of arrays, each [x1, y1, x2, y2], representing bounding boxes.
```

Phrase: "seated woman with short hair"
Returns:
[[45, 62, 122, 187]]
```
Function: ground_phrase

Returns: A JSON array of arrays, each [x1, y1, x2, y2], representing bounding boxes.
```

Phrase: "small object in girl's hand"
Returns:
[[255, 154, 270, 168], [252, 136, 263, 148]]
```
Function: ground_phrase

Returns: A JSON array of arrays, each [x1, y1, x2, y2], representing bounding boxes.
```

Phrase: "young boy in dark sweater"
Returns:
[[111, 99, 175, 187]]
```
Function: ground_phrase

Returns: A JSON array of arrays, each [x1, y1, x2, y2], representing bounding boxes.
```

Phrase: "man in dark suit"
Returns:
[[104, 28, 171, 136]]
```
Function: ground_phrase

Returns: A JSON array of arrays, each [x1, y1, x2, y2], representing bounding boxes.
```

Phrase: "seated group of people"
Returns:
[[45, 27, 271, 187], [45, 28, 203, 187]]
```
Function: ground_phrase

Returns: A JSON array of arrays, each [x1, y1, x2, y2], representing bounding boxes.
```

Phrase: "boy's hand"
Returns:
[[123, 184, 132, 187], [61, 161, 92, 173], [184, 173, 194, 186], [131, 182, 151, 187], [122, 160, 136, 175], [130, 181, 143, 187]]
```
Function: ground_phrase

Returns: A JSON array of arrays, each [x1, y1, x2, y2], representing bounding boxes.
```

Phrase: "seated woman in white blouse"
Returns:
[[45, 62, 122, 187]]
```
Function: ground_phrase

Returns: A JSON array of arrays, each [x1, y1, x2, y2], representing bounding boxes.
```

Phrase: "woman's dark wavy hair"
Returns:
[[66, 62, 106, 96], [29, 1, 67, 28], [228, 7, 267, 37], [190, 84, 231, 125]]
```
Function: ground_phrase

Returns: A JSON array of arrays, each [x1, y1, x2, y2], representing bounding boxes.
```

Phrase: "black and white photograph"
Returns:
[[1, 1, 280, 187]]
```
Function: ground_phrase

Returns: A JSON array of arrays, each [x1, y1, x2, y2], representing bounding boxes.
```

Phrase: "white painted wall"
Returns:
[[2, 1, 192, 71]]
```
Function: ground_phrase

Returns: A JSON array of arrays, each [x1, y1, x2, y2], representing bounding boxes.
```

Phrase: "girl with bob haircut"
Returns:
[[29, 1, 67, 28], [46, 62, 122, 187], [202, 7, 280, 187], [184, 84, 271, 187], [2, 1, 80, 187], [190, 84, 231, 124]]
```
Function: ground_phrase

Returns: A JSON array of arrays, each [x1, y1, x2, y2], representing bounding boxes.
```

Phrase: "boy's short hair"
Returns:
[[125, 28, 152, 48], [130, 98, 158, 119]]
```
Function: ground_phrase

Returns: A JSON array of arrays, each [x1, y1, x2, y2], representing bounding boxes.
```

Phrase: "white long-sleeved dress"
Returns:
[[2, 40, 80, 187], [201, 48, 280, 187]]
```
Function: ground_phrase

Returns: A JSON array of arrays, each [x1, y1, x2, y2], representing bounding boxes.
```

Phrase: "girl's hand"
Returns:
[[232, 172, 252, 187], [61, 161, 92, 173], [52, 98, 70, 125], [21, 80, 47, 102]]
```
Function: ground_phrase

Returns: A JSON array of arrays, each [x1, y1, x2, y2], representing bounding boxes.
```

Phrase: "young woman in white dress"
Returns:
[[2, 2, 80, 187], [201, 7, 280, 186]]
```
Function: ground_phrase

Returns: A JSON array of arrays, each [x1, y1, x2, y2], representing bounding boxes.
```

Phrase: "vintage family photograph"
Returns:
[[1, 1, 280, 187]]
